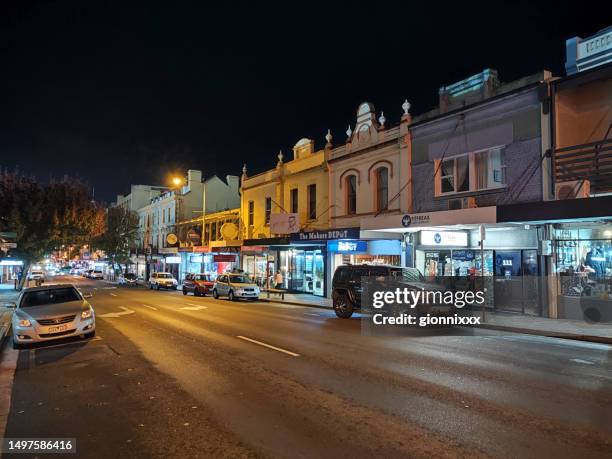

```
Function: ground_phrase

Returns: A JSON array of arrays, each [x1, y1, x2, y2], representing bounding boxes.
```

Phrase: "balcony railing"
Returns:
[[554, 137, 612, 193]]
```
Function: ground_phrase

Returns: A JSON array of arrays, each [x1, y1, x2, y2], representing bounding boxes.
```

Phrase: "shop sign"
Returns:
[[420, 231, 468, 247], [213, 254, 237, 263], [241, 245, 266, 252], [159, 247, 179, 254], [291, 227, 360, 242], [0, 259, 23, 266], [166, 233, 178, 246], [451, 250, 475, 261], [190, 255, 203, 263], [401, 214, 431, 227], [193, 246, 210, 253], [165, 256, 181, 264], [327, 240, 368, 253]]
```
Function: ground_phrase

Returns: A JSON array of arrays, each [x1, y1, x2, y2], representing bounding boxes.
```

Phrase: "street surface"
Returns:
[[2, 276, 612, 458]]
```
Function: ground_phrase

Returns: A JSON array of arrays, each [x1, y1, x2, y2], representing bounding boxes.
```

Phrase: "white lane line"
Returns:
[[142, 304, 158, 311], [236, 335, 300, 357], [98, 307, 135, 318], [110, 293, 118, 297], [570, 358, 595, 365], [186, 303, 208, 308], [303, 312, 320, 317], [180, 304, 208, 311]]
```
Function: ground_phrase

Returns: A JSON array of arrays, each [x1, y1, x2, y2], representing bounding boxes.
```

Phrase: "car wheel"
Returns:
[[194, 288, 201, 297], [333, 292, 354, 318], [212, 289, 219, 299], [182, 288, 187, 295], [156, 284, 160, 291], [149, 283, 153, 290], [228, 290, 235, 301], [83, 330, 96, 339]]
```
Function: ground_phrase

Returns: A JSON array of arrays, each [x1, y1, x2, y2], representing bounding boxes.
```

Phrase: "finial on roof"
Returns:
[[242, 164, 247, 174], [402, 99, 411, 115], [277, 149, 284, 163], [325, 129, 332, 145], [378, 111, 386, 127], [346, 125, 352, 139]]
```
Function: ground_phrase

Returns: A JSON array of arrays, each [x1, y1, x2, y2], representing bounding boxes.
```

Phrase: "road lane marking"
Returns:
[[570, 358, 594, 365], [110, 293, 118, 297], [236, 335, 300, 357], [303, 312, 320, 317], [98, 307, 135, 318], [142, 304, 158, 311], [180, 304, 208, 311]]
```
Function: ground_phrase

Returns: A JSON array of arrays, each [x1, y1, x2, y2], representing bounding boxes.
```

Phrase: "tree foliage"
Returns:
[[0, 170, 105, 286], [94, 206, 139, 267]]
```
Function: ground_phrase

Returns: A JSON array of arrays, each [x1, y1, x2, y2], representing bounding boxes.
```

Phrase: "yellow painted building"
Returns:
[[239, 137, 330, 295]]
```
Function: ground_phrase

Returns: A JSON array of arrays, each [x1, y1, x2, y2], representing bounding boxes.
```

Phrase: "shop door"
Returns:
[[493, 250, 540, 315], [493, 251, 523, 312]]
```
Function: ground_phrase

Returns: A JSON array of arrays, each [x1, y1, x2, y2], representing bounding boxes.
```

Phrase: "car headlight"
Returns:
[[81, 309, 93, 319], [18, 319, 32, 327]]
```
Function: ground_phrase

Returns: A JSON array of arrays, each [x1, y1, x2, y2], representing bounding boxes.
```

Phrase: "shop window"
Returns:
[[346, 175, 357, 215], [290, 188, 298, 213], [375, 167, 389, 211], [308, 184, 316, 220], [248, 201, 254, 226], [265, 197, 272, 224]]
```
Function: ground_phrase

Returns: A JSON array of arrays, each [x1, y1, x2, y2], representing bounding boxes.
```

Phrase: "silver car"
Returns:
[[8, 283, 96, 349], [212, 274, 260, 301]]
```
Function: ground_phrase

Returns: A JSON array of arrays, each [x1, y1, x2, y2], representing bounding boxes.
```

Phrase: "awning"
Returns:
[[497, 195, 612, 224]]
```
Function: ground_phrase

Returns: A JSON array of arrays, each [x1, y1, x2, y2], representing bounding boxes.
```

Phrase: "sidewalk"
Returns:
[[262, 292, 612, 344]]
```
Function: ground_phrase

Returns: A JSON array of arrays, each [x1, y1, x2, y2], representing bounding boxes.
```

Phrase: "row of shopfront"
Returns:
[[132, 196, 612, 322]]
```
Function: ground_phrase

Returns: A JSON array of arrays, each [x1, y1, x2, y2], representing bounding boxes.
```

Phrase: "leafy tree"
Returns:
[[0, 170, 105, 289], [94, 206, 139, 274]]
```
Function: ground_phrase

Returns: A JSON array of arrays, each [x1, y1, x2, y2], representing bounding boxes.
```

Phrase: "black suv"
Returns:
[[331, 264, 438, 318]]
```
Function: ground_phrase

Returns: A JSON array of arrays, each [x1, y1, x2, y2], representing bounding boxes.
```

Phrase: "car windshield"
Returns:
[[392, 268, 425, 282], [229, 275, 250, 284], [194, 274, 210, 281], [124, 273, 136, 279], [21, 287, 81, 307], [157, 273, 172, 279]]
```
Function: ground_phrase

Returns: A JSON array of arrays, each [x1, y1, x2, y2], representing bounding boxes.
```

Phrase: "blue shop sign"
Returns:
[[327, 240, 368, 253]]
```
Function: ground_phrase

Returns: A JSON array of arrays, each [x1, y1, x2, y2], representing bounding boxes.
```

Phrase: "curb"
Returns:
[[473, 323, 612, 345], [259, 298, 334, 310]]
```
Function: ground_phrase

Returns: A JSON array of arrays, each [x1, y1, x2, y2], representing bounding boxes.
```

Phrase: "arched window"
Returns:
[[346, 175, 357, 215], [375, 167, 388, 211]]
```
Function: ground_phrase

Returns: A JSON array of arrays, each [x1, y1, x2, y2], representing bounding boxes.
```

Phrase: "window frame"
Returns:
[[248, 200, 254, 226], [290, 188, 298, 214], [345, 175, 357, 215], [307, 184, 317, 220], [375, 167, 389, 212], [265, 197, 272, 224]]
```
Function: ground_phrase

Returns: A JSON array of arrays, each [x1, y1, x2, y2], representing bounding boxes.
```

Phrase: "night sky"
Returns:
[[1, 1, 608, 203]]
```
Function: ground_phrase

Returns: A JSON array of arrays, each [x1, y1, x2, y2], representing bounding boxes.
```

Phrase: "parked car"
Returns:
[[149, 272, 178, 290], [83, 269, 93, 278], [90, 270, 104, 280], [182, 273, 214, 296], [118, 273, 138, 286], [28, 270, 45, 283], [212, 273, 260, 301], [59, 266, 71, 275], [331, 264, 449, 319], [7, 283, 95, 349]]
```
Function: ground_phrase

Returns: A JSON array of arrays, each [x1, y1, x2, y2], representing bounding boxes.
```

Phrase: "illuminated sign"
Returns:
[[420, 231, 468, 247], [165, 256, 181, 264], [327, 240, 367, 253]]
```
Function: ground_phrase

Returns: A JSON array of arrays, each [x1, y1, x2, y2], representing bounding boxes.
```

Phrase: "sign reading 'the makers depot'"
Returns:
[[291, 227, 360, 242]]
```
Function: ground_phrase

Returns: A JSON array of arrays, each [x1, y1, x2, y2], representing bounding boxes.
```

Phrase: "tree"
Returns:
[[94, 206, 139, 274], [0, 170, 106, 289]]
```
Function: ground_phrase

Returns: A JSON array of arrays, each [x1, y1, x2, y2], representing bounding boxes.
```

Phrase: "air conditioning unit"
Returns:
[[555, 180, 590, 200], [448, 197, 477, 210]]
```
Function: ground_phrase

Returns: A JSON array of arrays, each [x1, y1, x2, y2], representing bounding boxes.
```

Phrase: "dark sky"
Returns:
[[1, 1, 608, 202]]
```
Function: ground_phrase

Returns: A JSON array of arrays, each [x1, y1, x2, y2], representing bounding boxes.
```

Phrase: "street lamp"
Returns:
[[171, 177, 183, 187]]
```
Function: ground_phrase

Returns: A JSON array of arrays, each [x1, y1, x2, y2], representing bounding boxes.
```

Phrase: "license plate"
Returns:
[[47, 324, 68, 334]]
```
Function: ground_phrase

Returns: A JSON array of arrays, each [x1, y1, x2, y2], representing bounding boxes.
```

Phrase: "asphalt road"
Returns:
[[2, 276, 612, 458]]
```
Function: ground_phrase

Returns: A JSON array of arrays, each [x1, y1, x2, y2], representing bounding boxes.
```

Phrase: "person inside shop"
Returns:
[[585, 245, 606, 279], [274, 270, 284, 290]]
